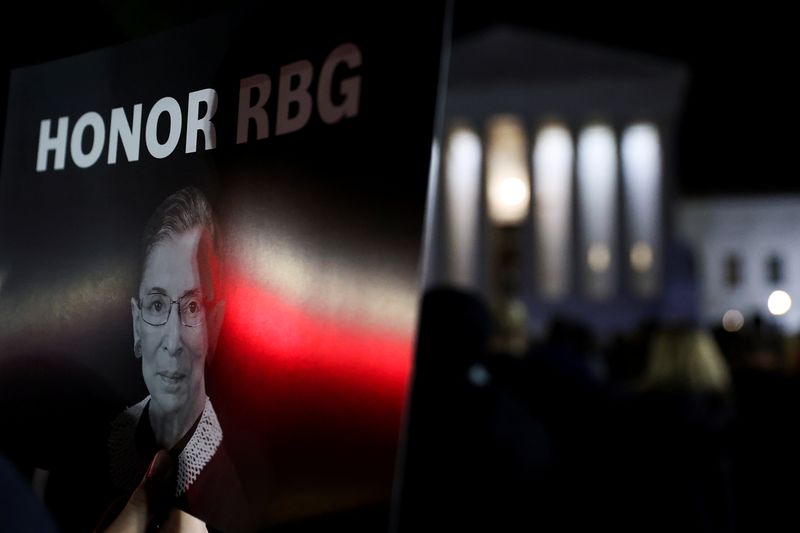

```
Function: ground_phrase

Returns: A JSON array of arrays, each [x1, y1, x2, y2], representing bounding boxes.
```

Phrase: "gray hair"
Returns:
[[140, 186, 222, 297]]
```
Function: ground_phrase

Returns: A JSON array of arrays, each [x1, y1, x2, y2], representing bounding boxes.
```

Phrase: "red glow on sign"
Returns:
[[215, 267, 414, 436]]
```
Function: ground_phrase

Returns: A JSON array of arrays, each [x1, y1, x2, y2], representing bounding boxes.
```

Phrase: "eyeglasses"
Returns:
[[138, 293, 208, 327]]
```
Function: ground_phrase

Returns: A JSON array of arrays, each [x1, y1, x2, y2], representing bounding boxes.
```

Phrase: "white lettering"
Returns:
[[186, 89, 218, 154], [70, 112, 106, 169], [34, 42, 362, 171], [145, 97, 182, 159], [108, 105, 142, 164], [36, 117, 69, 172]]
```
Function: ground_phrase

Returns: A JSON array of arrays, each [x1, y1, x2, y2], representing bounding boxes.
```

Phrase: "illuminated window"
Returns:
[[766, 255, 783, 285], [724, 254, 741, 288]]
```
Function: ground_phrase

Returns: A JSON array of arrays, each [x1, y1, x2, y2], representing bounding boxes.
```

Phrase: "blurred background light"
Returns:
[[768, 289, 792, 316], [721, 309, 744, 332]]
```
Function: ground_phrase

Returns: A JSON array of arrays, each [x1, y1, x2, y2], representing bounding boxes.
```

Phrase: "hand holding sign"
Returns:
[[99, 450, 206, 533]]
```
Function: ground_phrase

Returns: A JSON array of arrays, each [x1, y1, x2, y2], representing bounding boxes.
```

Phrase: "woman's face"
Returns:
[[132, 227, 209, 416]]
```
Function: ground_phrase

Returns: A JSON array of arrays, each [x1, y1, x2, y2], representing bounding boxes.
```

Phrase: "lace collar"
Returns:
[[108, 396, 223, 497]]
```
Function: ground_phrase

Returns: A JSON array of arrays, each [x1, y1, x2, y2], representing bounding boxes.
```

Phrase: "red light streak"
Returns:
[[216, 266, 415, 435]]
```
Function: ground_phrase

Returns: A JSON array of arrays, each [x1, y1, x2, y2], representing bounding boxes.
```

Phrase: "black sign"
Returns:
[[0, 4, 448, 531]]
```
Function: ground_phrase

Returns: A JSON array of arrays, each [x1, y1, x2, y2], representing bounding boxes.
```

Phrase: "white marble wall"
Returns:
[[678, 196, 800, 332]]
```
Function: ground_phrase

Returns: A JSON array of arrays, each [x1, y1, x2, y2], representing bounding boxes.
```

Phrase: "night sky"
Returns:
[[453, 5, 795, 198], [1, 2, 792, 197]]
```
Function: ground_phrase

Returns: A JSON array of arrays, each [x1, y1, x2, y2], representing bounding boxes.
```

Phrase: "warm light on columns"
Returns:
[[630, 241, 654, 273], [444, 126, 482, 287], [487, 115, 531, 226], [578, 123, 617, 298], [621, 122, 662, 295], [533, 122, 573, 298], [587, 243, 611, 273]]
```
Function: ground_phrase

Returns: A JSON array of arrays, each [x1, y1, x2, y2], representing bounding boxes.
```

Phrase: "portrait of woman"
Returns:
[[106, 186, 246, 530]]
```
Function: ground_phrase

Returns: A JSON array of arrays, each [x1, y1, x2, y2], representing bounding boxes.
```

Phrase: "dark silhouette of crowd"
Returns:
[[395, 287, 800, 533]]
